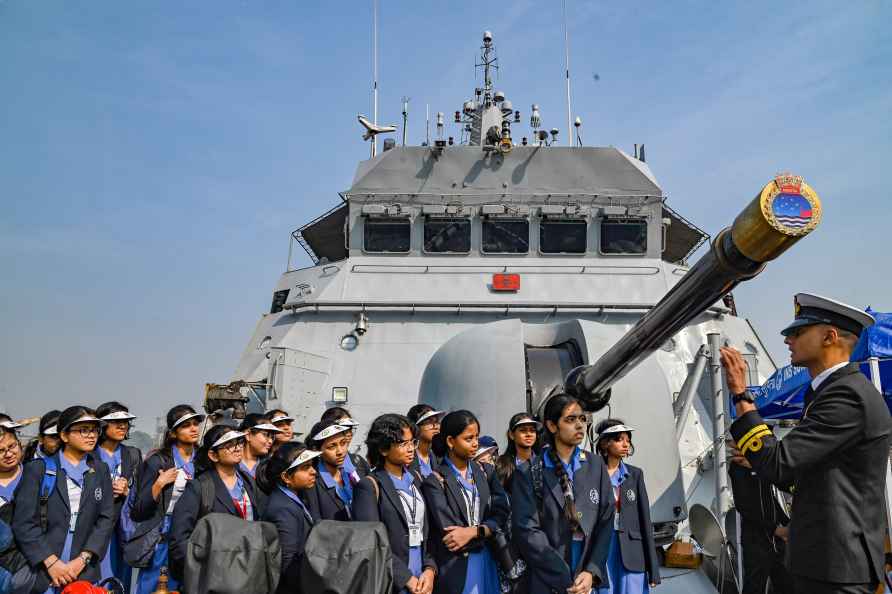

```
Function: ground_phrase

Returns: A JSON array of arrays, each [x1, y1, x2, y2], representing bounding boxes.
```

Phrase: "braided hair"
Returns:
[[543, 393, 581, 531]]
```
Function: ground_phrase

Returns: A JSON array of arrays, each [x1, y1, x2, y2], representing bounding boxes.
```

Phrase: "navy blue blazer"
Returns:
[[304, 459, 362, 522], [408, 451, 440, 477], [168, 469, 263, 580], [95, 444, 142, 520], [11, 453, 115, 586], [611, 464, 660, 583], [421, 460, 509, 594], [511, 450, 614, 592], [262, 487, 316, 594], [130, 449, 175, 527], [352, 468, 437, 592]]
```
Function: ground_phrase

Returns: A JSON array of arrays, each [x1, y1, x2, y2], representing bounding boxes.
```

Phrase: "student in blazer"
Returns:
[[303, 420, 364, 521], [12, 406, 115, 593], [421, 410, 509, 594], [593, 420, 660, 593], [406, 405, 445, 479], [168, 426, 263, 581], [261, 443, 320, 594], [512, 393, 615, 594], [353, 414, 437, 594], [131, 405, 204, 594]]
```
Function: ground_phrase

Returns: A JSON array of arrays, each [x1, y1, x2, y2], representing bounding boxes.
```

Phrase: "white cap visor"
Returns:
[[101, 411, 137, 422], [415, 410, 445, 425], [337, 417, 360, 428], [510, 417, 541, 430], [598, 424, 635, 438], [474, 445, 498, 460], [312, 424, 350, 442], [171, 412, 205, 430], [270, 415, 295, 424], [0, 421, 24, 431], [43, 425, 58, 436], [250, 423, 284, 433], [61, 414, 101, 433], [211, 430, 246, 449], [286, 449, 323, 471]]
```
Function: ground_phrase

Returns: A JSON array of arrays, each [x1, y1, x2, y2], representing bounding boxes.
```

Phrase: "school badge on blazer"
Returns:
[[589, 489, 599, 505], [94, 487, 103, 501]]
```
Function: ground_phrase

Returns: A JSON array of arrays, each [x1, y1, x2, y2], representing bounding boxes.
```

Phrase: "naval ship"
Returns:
[[212, 31, 821, 593]]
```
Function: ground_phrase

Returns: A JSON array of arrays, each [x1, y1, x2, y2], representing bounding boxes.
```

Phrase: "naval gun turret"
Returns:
[[565, 174, 822, 410]]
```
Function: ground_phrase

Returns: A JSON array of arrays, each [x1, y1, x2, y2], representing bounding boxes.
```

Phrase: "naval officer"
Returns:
[[720, 293, 891, 594]]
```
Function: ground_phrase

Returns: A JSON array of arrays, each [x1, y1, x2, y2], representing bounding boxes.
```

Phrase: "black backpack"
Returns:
[[0, 458, 59, 573]]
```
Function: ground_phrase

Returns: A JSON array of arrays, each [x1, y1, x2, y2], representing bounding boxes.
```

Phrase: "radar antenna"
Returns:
[[563, 0, 573, 146]]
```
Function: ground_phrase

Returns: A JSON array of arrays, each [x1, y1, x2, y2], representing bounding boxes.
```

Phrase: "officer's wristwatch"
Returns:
[[731, 390, 755, 404]]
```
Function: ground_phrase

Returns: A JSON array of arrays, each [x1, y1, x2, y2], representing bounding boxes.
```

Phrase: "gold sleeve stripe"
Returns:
[[736, 424, 769, 451], [741, 429, 772, 455]]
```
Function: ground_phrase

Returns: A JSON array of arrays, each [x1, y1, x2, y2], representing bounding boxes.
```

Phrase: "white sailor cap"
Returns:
[[782, 293, 875, 338], [210, 430, 246, 449], [415, 410, 446, 425], [100, 411, 137, 422], [43, 425, 58, 436], [249, 423, 284, 434], [597, 424, 635, 439], [0, 420, 24, 431], [286, 449, 323, 471], [269, 414, 295, 424], [60, 414, 102, 433], [312, 424, 350, 442], [510, 416, 541, 430], [171, 412, 206, 430], [473, 445, 498, 460], [336, 417, 360, 428]]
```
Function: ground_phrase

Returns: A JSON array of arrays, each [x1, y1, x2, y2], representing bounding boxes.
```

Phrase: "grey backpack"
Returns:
[[184, 512, 281, 594], [301, 520, 393, 594]]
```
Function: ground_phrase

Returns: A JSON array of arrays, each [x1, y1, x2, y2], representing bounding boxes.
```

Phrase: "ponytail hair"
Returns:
[[258, 442, 308, 494], [431, 410, 478, 460], [542, 391, 581, 530]]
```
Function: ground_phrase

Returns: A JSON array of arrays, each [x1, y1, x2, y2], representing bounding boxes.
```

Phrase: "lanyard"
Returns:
[[397, 486, 420, 524], [458, 482, 478, 525]]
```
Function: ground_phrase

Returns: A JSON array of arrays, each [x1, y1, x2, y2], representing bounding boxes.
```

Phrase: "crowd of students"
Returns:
[[0, 392, 661, 594]]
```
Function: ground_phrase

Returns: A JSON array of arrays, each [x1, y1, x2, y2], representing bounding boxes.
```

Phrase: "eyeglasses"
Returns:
[[0, 442, 21, 458], [69, 426, 99, 437], [219, 439, 246, 452], [561, 414, 589, 425], [395, 438, 420, 451], [419, 420, 440, 428]]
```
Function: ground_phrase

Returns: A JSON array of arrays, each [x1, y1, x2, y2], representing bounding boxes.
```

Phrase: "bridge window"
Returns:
[[600, 219, 647, 255], [482, 219, 529, 254], [424, 218, 471, 253], [363, 218, 411, 253], [540, 220, 587, 254]]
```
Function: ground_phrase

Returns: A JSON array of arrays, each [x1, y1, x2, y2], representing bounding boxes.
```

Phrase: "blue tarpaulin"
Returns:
[[742, 309, 892, 419]]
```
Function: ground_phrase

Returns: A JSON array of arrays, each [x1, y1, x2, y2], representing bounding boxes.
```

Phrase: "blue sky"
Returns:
[[1, 1, 889, 432]]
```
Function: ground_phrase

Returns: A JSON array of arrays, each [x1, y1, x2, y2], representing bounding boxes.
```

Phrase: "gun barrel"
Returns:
[[567, 175, 822, 407]]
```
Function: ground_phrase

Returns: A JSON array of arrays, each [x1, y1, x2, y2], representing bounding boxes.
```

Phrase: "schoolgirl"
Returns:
[[319, 407, 372, 476], [353, 414, 437, 594], [12, 406, 114, 593], [421, 410, 509, 594], [511, 393, 615, 594], [94, 401, 142, 592], [406, 405, 444, 478], [131, 405, 204, 594], [237, 414, 282, 479], [494, 413, 540, 493], [168, 425, 263, 581], [260, 443, 320, 594], [593, 420, 660, 593], [22, 411, 61, 462], [303, 421, 363, 521], [267, 409, 298, 452], [0, 424, 24, 521]]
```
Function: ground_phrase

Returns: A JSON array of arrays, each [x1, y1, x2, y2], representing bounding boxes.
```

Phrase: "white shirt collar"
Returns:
[[811, 361, 849, 391]]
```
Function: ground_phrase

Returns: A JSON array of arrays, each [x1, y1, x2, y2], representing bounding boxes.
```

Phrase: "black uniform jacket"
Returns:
[[352, 468, 437, 592], [349, 452, 372, 476], [511, 450, 614, 593], [12, 453, 115, 586], [130, 449, 175, 528], [98, 444, 142, 522], [304, 458, 365, 522], [168, 468, 263, 579], [612, 464, 660, 583], [421, 460, 509, 594], [728, 462, 788, 539], [408, 451, 440, 477], [730, 363, 891, 584], [262, 486, 316, 594]]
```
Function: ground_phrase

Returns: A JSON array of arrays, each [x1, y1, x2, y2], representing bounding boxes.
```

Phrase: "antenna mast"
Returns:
[[563, 0, 573, 146], [372, 0, 379, 153]]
